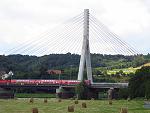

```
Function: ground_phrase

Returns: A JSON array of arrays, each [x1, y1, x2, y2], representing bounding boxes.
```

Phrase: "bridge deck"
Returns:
[[91, 83, 128, 88]]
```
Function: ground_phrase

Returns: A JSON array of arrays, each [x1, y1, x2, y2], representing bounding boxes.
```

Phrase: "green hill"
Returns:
[[0, 53, 150, 80], [106, 62, 150, 75]]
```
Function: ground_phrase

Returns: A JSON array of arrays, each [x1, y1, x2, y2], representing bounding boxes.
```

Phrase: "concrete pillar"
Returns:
[[78, 9, 93, 83], [108, 88, 114, 100]]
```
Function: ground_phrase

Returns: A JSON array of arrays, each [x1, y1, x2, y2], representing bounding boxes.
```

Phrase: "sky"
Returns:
[[0, 0, 150, 55]]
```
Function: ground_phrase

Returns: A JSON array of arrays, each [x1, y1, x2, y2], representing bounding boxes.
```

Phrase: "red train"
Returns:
[[0, 79, 91, 85]]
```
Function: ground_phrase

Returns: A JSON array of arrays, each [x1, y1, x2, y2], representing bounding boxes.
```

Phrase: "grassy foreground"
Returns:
[[0, 98, 150, 113]]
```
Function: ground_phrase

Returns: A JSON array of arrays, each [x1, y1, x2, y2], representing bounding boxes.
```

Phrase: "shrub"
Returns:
[[118, 88, 129, 99], [75, 81, 89, 99]]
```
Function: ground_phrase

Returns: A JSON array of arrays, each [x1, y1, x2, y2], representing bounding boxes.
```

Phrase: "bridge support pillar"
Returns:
[[108, 88, 116, 99], [78, 9, 93, 83]]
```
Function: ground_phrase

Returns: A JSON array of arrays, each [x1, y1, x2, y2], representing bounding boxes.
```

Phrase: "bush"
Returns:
[[75, 81, 89, 99], [129, 66, 150, 99], [145, 81, 150, 99], [118, 88, 129, 99]]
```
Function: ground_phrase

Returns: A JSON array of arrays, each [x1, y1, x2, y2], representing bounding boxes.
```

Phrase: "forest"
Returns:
[[0, 53, 150, 82]]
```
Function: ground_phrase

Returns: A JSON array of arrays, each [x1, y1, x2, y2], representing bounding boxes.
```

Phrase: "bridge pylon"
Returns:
[[78, 9, 93, 83]]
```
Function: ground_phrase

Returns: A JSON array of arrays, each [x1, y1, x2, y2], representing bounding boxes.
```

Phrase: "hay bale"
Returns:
[[44, 98, 48, 103], [30, 98, 34, 103], [91, 98, 95, 100], [82, 102, 87, 108], [109, 100, 112, 105], [74, 100, 78, 104], [58, 99, 62, 102], [120, 108, 128, 113], [32, 108, 38, 113], [68, 105, 74, 112]]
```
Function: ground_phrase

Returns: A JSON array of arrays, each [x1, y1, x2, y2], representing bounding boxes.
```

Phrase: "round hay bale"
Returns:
[[82, 102, 87, 108], [120, 108, 128, 113], [109, 100, 112, 105], [32, 108, 38, 113], [58, 99, 62, 102], [74, 100, 78, 104], [91, 98, 95, 100], [30, 98, 34, 103], [44, 98, 48, 103], [68, 105, 74, 112]]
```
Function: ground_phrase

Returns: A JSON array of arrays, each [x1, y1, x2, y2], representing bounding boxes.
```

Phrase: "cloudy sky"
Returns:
[[0, 0, 150, 55]]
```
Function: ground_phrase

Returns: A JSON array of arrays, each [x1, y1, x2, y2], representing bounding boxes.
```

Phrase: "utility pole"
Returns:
[[78, 9, 93, 83]]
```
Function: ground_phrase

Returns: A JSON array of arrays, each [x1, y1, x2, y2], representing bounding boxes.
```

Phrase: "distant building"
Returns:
[[47, 70, 64, 75], [0, 71, 6, 80]]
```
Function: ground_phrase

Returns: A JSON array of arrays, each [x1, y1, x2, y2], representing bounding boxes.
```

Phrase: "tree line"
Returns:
[[0, 53, 150, 79]]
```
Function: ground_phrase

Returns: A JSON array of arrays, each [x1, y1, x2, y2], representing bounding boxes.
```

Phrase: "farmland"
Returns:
[[106, 63, 150, 75], [0, 98, 150, 113]]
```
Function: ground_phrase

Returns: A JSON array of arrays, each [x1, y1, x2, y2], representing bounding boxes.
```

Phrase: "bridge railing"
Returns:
[[91, 82, 128, 88]]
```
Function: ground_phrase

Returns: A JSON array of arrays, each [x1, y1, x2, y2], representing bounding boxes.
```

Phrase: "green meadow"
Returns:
[[107, 63, 150, 75], [0, 98, 150, 113]]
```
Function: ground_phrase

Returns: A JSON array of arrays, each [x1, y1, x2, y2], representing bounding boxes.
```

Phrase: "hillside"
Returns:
[[106, 62, 150, 75], [0, 53, 150, 80]]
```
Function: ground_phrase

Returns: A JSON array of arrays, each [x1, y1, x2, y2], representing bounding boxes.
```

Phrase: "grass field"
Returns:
[[0, 98, 150, 113], [106, 62, 150, 75], [107, 67, 137, 75]]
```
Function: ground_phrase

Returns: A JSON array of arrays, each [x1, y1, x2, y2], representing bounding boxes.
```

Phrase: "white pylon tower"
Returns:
[[78, 9, 93, 83]]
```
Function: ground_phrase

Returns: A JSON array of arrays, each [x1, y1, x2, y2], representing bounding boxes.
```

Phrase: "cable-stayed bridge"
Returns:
[[7, 10, 138, 56], [3, 9, 139, 89]]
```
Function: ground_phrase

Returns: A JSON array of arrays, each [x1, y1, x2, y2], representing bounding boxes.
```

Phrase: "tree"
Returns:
[[118, 70, 123, 75], [129, 66, 150, 99], [133, 55, 145, 67], [145, 81, 150, 99], [118, 88, 129, 99], [75, 81, 89, 99], [39, 65, 48, 79]]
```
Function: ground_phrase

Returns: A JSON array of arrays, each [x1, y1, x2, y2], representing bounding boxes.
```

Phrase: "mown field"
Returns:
[[0, 98, 150, 113], [107, 63, 150, 75]]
